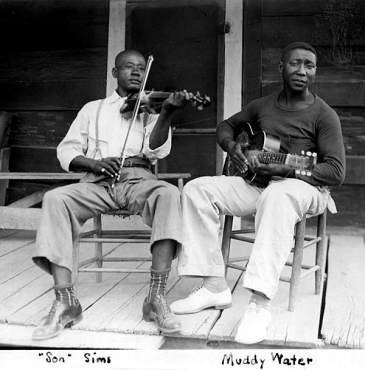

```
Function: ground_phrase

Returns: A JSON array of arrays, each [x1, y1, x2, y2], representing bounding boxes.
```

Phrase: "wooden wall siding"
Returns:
[[0, 0, 109, 52], [242, 0, 263, 105], [0, 0, 109, 205], [0, 49, 107, 111]]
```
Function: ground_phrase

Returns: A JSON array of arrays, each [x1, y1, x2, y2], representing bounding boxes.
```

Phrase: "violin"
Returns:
[[120, 90, 211, 114]]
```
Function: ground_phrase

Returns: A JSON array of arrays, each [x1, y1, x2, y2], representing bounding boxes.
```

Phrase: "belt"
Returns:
[[122, 157, 151, 170]]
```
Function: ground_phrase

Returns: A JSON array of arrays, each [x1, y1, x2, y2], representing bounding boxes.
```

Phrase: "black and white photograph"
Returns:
[[0, 0, 364, 369]]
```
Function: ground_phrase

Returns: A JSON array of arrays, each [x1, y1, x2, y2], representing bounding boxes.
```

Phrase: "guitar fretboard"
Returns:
[[258, 152, 287, 164]]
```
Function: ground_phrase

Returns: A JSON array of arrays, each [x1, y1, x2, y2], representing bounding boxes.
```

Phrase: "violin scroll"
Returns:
[[190, 91, 211, 111]]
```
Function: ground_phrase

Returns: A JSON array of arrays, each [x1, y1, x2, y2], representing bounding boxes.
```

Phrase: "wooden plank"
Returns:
[[0, 80, 106, 111], [0, 148, 10, 206], [0, 207, 42, 230], [328, 185, 365, 229], [0, 172, 83, 181], [72, 242, 152, 332], [263, 0, 327, 16], [0, 49, 107, 84], [262, 16, 317, 48], [0, 323, 165, 349], [0, 240, 36, 285], [105, 258, 180, 334], [321, 235, 365, 348], [344, 156, 365, 185], [9, 111, 77, 147], [0, 230, 36, 258], [243, 0, 263, 105], [7, 241, 119, 326], [9, 146, 63, 173]]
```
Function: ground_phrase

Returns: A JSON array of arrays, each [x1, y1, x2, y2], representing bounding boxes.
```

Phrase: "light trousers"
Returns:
[[178, 176, 330, 299], [33, 167, 183, 275]]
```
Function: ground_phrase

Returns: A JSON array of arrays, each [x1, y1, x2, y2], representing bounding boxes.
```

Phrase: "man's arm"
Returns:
[[149, 91, 190, 150]]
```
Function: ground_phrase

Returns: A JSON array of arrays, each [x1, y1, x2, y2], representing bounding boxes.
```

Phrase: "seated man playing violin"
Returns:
[[171, 42, 346, 344], [32, 49, 190, 340]]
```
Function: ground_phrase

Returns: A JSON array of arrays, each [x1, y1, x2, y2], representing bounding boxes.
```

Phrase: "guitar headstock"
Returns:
[[190, 91, 211, 110], [293, 151, 317, 176]]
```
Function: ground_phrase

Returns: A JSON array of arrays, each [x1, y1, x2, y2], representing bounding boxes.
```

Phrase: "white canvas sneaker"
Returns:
[[235, 301, 271, 344], [170, 286, 232, 314]]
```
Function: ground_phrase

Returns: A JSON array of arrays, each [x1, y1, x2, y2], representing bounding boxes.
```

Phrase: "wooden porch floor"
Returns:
[[1, 220, 365, 351]]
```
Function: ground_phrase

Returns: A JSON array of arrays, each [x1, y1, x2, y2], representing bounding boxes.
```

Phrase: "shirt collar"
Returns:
[[108, 90, 127, 104]]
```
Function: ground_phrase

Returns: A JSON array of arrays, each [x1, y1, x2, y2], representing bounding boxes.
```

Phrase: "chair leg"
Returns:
[[72, 237, 80, 293], [94, 215, 103, 283], [315, 208, 327, 294], [288, 216, 306, 312], [221, 215, 234, 277]]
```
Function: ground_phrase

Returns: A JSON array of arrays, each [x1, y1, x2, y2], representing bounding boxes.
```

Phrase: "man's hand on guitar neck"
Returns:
[[249, 154, 295, 178]]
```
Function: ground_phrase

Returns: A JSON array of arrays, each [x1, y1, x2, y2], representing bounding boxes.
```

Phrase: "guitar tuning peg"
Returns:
[[301, 170, 307, 176], [306, 171, 312, 176], [295, 169, 301, 174], [312, 152, 317, 157], [301, 150, 305, 155], [306, 151, 312, 156]]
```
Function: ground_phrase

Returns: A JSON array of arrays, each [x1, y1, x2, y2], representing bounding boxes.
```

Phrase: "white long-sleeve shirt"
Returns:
[[57, 91, 172, 172]]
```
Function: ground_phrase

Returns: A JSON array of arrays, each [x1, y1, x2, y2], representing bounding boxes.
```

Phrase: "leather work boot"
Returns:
[[142, 294, 181, 333], [32, 300, 83, 341]]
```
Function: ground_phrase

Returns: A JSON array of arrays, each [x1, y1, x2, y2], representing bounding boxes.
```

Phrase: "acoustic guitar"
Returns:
[[222, 121, 317, 187]]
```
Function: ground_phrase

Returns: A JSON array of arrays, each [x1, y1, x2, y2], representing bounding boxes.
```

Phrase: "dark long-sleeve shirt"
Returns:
[[217, 92, 346, 187]]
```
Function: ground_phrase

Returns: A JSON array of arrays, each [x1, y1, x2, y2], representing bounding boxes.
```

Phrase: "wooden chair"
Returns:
[[72, 172, 191, 284], [221, 208, 328, 311]]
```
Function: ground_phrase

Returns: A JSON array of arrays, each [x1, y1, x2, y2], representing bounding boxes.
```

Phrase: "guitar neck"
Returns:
[[258, 152, 288, 165]]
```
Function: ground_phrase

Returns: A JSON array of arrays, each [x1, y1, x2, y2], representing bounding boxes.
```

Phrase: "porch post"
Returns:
[[216, 0, 243, 175], [106, 0, 127, 97]]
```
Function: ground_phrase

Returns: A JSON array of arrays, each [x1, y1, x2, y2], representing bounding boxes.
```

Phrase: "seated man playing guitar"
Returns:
[[171, 42, 346, 344]]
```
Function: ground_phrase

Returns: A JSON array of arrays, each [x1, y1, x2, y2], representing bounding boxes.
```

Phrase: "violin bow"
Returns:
[[112, 54, 154, 188]]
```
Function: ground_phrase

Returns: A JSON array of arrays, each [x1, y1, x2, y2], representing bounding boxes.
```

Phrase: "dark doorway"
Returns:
[[126, 0, 224, 181]]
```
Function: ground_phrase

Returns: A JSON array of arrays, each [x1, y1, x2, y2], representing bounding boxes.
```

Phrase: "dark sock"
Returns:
[[148, 267, 171, 301], [203, 276, 228, 293], [54, 283, 77, 306]]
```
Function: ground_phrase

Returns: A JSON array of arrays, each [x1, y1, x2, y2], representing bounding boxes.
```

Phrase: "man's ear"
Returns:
[[112, 67, 118, 78], [278, 61, 283, 74]]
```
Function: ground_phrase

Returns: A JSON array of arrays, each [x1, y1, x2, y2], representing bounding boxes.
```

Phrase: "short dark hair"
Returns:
[[281, 42, 317, 63], [114, 50, 145, 67]]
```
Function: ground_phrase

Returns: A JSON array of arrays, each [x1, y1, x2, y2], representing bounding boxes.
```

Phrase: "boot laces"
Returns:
[[158, 295, 172, 315], [43, 300, 61, 325]]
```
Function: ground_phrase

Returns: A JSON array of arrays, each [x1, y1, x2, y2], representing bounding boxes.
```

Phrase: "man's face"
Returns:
[[113, 52, 146, 94], [279, 48, 317, 92]]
